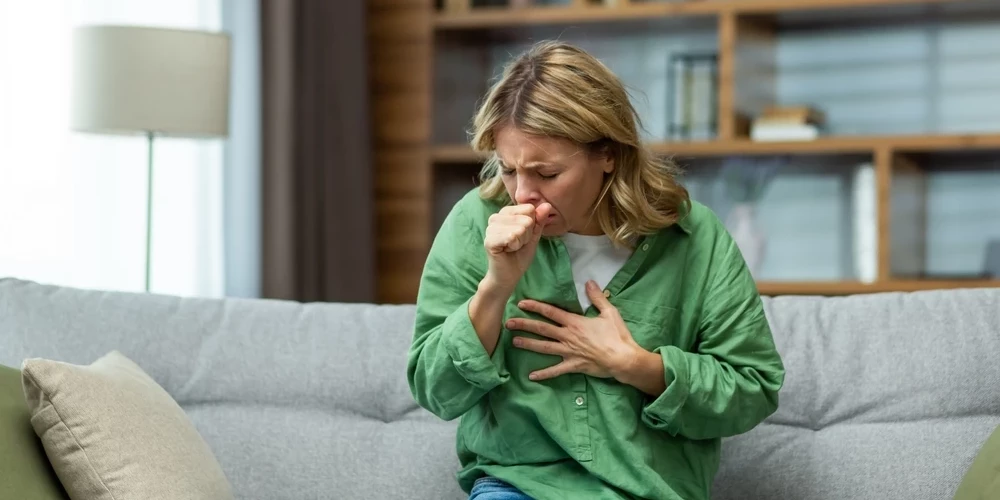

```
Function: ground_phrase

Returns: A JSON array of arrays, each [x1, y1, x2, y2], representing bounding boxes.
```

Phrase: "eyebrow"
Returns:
[[496, 158, 561, 170]]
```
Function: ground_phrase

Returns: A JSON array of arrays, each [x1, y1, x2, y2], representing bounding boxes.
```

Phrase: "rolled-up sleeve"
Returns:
[[640, 224, 785, 440], [407, 204, 509, 421]]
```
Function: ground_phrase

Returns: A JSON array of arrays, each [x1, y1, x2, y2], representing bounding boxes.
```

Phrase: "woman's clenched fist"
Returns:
[[482, 203, 553, 292]]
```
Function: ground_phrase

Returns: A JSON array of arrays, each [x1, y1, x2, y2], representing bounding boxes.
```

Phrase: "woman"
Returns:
[[407, 41, 785, 500]]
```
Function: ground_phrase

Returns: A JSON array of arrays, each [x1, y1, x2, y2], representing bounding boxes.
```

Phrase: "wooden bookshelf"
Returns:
[[434, 0, 973, 30], [369, 0, 1000, 303]]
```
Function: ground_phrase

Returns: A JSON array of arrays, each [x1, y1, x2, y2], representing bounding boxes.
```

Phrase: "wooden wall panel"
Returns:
[[369, 0, 434, 304], [375, 150, 432, 198], [371, 45, 431, 93], [370, 6, 431, 42]]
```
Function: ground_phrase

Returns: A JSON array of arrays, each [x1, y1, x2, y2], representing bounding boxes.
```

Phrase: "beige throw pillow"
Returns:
[[21, 351, 234, 500]]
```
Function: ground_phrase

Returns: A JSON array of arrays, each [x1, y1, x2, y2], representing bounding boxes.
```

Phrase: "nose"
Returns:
[[513, 175, 540, 205]]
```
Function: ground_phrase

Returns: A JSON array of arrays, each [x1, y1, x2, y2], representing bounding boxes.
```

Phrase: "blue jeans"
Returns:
[[469, 477, 533, 500]]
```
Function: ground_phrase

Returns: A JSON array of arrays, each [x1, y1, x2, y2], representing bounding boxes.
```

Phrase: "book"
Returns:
[[750, 124, 820, 142]]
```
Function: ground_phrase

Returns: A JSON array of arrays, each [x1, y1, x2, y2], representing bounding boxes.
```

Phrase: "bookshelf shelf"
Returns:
[[434, 3, 717, 30], [431, 133, 1000, 163], [757, 279, 1000, 296]]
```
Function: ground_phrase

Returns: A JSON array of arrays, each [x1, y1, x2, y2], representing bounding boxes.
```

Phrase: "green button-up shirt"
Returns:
[[407, 189, 785, 500]]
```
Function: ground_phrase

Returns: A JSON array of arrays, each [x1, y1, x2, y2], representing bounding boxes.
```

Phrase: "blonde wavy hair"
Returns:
[[470, 40, 691, 248]]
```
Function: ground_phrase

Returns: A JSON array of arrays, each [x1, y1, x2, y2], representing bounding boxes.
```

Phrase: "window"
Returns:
[[0, 0, 225, 297]]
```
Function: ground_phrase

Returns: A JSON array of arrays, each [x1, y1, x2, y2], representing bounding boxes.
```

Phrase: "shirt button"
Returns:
[[575, 396, 585, 406], [642, 243, 650, 251], [603, 289, 611, 298]]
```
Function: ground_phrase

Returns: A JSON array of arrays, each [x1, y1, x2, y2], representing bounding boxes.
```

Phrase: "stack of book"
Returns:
[[750, 106, 825, 142]]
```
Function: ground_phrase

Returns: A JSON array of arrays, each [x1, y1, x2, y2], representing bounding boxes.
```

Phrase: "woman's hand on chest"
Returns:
[[505, 279, 646, 382]]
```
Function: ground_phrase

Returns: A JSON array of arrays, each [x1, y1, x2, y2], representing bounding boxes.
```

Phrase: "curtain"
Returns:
[[0, 0, 225, 297], [260, 0, 375, 303]]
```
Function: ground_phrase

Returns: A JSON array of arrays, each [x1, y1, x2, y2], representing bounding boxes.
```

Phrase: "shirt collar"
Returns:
[[674, 202, 693, 234], [633, 203, 692, 249]]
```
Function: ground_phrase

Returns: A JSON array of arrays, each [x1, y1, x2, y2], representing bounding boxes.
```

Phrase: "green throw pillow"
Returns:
[[954, 424, 1000, 500], [0, 364, 69, 500]]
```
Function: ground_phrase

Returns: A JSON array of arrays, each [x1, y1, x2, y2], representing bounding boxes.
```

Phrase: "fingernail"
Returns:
[[528, 373, 538, 381], [506, 320, 515, 329], [513, 337, 522, 347]]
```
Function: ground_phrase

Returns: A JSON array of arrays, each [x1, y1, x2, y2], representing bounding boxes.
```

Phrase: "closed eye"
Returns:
[[497, 162, 558, 179]]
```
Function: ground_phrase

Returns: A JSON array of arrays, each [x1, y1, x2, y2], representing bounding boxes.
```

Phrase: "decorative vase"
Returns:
[[725, 202, 766, 278], [852, 162, 877, 283]]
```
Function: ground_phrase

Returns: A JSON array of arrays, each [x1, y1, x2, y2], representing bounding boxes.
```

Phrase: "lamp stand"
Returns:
[[144, 131, 154, 292]]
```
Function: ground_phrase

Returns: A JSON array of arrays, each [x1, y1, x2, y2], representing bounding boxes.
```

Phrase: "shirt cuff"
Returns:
[[640, 345, 689, 435], [441, 297, 510, 391]]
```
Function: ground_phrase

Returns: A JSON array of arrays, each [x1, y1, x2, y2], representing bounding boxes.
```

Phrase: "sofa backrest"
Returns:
[[713, 288, 1000, 500], [0, 278, 464, 500], [2, 277, 999, 500]]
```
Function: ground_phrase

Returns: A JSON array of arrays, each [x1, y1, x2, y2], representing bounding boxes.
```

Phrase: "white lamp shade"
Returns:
[[71, 25, 231, 138]]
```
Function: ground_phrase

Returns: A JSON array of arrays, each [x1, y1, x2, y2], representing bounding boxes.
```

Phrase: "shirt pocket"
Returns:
[[590, 299, 680, 397], [611, 297, 680, 352]]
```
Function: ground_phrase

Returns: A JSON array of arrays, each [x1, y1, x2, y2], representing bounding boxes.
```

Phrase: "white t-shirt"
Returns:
[[560, 232, 633, 311]]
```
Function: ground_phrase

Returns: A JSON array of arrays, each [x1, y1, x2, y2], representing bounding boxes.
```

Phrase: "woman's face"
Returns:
[[494, 126, 614, 236]]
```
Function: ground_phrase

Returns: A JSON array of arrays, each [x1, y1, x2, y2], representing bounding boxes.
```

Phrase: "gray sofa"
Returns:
[[1, 277, 998, 499]]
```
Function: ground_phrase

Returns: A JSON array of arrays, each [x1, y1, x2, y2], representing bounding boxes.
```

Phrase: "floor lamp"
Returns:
[[70, 25, 230, 292]]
